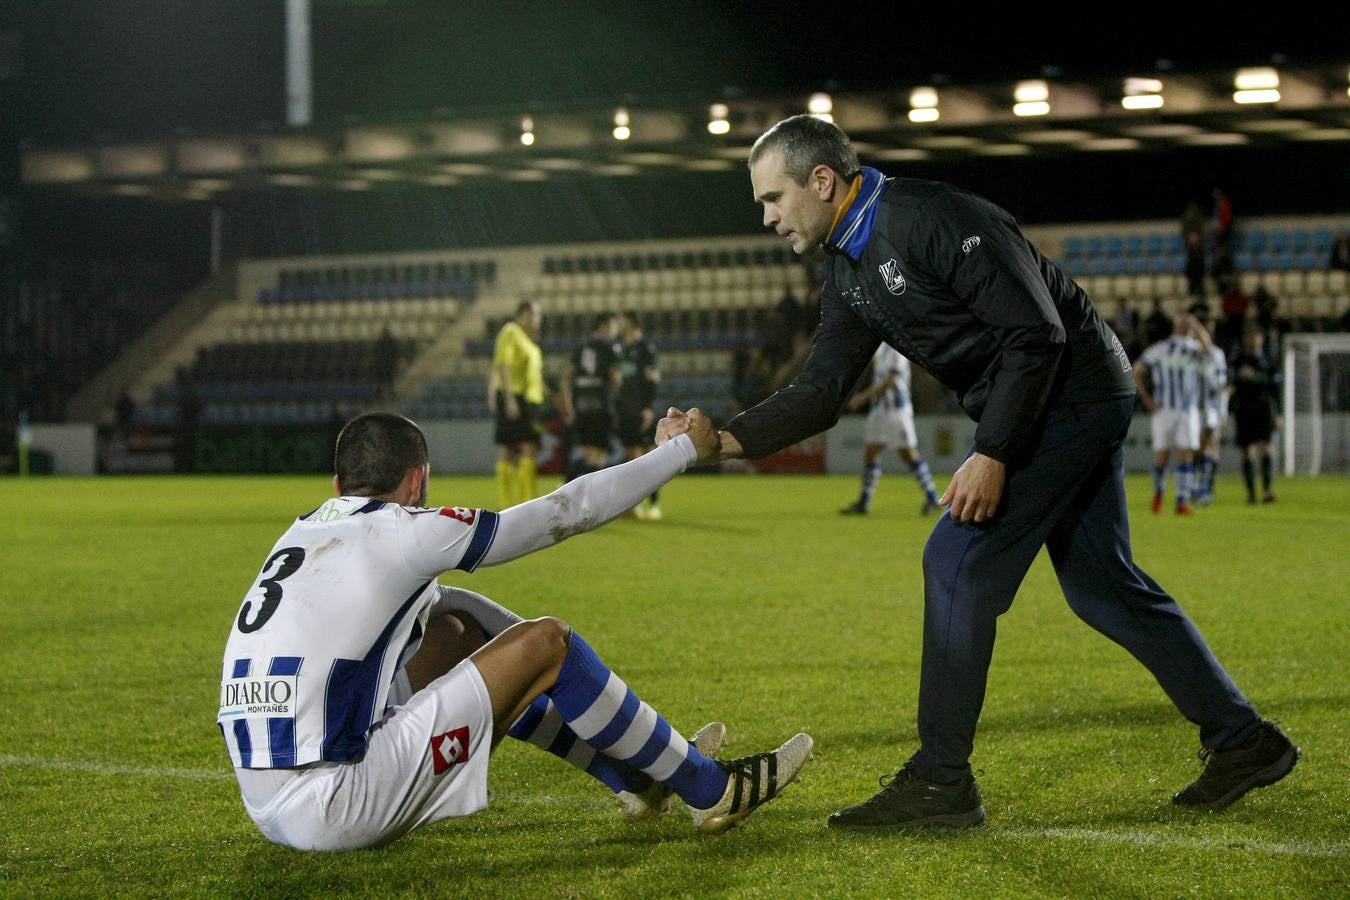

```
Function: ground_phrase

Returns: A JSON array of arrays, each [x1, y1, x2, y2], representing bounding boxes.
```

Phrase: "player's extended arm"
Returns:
[[477, 433, 701, 566]]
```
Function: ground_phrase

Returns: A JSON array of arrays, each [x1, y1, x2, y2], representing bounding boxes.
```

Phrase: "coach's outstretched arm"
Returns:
[[476, 409, 718, 566]]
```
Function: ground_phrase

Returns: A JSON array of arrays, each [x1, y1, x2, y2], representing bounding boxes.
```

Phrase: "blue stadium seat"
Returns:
[[1105, 236, 1124, 258], [1292, 231, 1310, 253], [1145, 235, 1164, 257], [1247, 231, 1268, 254], [1314, 229, 1333, 252], [1166, 234, 1183, 255], [1125, 235, 1144, 257], [1269, 231, 1290, 254], [1296, 251, 1320, 271], [1086, 236, 1104, 257]]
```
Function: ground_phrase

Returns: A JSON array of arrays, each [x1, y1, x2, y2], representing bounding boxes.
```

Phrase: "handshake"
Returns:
[[655, 407, 728, 466]]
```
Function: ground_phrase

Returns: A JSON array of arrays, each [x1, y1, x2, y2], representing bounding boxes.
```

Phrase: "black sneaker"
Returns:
[[1173, 720, 1300, 811], [827, 762, 986, 829], [840, 502, 869, 515], [921, 498, 938, 516]]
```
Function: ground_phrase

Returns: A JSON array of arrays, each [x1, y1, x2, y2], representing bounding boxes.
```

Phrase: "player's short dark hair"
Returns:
[[749, 114, 861, 186], [516, 300, 539, 317], [334, 413, 428, 496], [593, 311, 616, 331]]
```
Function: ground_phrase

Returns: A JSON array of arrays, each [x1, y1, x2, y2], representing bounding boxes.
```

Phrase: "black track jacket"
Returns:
[[725, 173, 1136, 465]]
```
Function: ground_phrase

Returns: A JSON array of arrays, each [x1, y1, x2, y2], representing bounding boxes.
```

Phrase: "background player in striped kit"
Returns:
[[218, 412, 812, 850], [1194, 337, 1229, 505], [1134, 314, 1213, 515], [839, 343, 940, 516]]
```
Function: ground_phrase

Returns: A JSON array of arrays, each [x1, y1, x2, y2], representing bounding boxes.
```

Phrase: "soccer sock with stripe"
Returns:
[[1176, 462, 1193, 507], [1152, 464, 1167, 497], [909, 457, 939, 504], [857, 463, 881, 509], [508, 695, 654, 794], [496, 460, 517, 509], [547, 631, 727, 810], [518, 456, 538, 501]]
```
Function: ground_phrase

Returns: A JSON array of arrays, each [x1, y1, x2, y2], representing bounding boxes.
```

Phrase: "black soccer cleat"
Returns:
[[1173, 719, 1300, 811], [840, 502, 869, 515], [827, 762, 986, 829]]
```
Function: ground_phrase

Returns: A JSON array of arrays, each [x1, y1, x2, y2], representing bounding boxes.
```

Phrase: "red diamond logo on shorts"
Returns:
[[430, 726, 471, 775]]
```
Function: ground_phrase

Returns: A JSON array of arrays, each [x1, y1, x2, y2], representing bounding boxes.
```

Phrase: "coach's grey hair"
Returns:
[[749, 115, 861, 186]]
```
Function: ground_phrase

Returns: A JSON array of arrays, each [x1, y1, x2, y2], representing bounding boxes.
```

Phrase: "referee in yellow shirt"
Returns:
[[487, 301, 545, 507]]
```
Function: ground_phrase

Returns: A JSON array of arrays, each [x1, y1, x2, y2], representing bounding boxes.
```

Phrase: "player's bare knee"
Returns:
[[527, 616, 572, 659]]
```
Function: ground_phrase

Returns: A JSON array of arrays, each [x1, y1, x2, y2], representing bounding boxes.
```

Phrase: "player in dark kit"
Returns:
[[616, 311, 663, 520], [1230, 327, 1281, 504], [562, 312, 622, 479], [660, 115, 1298, 829]]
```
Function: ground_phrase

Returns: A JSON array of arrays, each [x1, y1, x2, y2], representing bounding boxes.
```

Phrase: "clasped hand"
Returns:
[[655, 407, 720, 465]]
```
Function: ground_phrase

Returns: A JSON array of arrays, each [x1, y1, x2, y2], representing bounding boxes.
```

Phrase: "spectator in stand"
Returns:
[[173, 366, 202, 474], [1144, 296, 1172, 349], [115, 391, 136, 440], [1252, 286, 1281, 353], [1218, 276, 1250, 354], [1112, 296, 1142, 360], [1209, 189, 1235, 291], [1329, 233, 1350, 272], [1182, 201, 1207, 298]]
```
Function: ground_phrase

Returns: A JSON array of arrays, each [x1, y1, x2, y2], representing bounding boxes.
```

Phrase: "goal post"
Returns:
[[1282, 334, 1350, 477]]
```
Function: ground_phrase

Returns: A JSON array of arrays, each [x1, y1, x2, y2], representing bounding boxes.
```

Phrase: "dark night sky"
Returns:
[[2, 3, 1346, 258], [3, 2, 1345, 144]]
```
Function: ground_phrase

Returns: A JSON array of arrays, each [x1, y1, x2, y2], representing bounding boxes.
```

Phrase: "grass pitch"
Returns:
[[1, 472, 1346, 898]]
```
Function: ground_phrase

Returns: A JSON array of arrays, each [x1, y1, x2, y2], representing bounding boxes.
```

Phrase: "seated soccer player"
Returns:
[[218, 411, 812, 851]]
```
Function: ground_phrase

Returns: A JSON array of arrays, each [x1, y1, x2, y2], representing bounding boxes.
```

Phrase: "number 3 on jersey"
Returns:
[[237, 547, 306, 634]]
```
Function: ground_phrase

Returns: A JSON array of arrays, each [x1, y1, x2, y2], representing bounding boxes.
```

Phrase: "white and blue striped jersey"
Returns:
[[218, 496, 499, 769], [871, 343, 912, 413], [1140, 336, 1206, 412], [1202, 345, 1229, 416]]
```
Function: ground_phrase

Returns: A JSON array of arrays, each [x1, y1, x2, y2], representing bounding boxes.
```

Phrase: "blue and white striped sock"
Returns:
[[1177, 463, 1193, 506], [858, 463, 882, 510], [508, 695, 653, 795], [910, 457, 939, 504], [1152, 464, 1167, 497], [548, 632, 727, 809]]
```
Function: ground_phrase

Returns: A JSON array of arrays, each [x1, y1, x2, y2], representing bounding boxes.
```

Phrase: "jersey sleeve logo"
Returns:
[[438, 507, 478, 525], [878, 259, 907, 295], [430, 726, 471, 775]]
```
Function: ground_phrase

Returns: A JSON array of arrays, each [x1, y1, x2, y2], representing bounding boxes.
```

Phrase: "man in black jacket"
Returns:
[[658, 115, 1297, 828]]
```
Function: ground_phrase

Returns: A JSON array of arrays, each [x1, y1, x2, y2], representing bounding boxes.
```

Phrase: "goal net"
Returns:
[[1283, 334, 1350, 476]]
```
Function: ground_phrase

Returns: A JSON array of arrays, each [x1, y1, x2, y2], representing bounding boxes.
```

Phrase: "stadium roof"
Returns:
[[6, 4, 1349, 202]]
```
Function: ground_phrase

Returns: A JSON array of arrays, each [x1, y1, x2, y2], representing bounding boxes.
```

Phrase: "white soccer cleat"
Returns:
[[616, 721, 728, 821], [688, 732, 814, 835]]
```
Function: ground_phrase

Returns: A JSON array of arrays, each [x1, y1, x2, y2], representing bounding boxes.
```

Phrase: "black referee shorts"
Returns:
[[495, 392, 540, 446]]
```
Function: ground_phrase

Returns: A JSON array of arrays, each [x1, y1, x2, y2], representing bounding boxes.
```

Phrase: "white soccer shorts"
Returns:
[[240, 658, 494, 851], [1151, 408, 1202, 452], [864, 406, 917, 450]]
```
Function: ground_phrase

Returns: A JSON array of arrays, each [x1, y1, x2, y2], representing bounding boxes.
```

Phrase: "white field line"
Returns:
[[1, 755, 1344, 859]]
